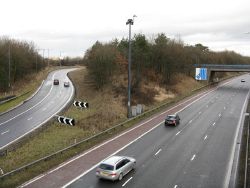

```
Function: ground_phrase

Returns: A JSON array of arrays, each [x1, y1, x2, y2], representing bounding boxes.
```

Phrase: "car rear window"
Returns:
[[99, 163, 114, 171], [167, 116, 175, 119]]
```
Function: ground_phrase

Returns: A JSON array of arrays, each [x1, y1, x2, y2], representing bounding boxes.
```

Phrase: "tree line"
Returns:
[[84, 33, 250, 90], [0, 37, 46, 91]]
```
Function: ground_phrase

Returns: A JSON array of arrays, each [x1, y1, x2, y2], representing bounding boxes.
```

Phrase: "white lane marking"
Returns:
[[0, 69, 77, 151], [199, 111, 202, 114], [122, 177, 133, 187], [191, 154, 196, 161], [0, 73, 56, 127], [189, 120, 193, 124], [206, 105, 209, 108], [27, 117, 33, 121], [212, 122, 216, 126], [155, 149, 162, 156], [42, 108, 47, 111], [176, 131, 181, 136], [1, 130, 9, 135], [224, 107, 226, 110], [224, 89, 250, 188], [219, 113, 222, 117], [174, 185, 178, 188], [204, 135, 208, 140], [24, 80, 233, 188]]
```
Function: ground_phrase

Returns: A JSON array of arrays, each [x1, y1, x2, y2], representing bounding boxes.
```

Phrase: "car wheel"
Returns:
[[118, 173, 123, 181]]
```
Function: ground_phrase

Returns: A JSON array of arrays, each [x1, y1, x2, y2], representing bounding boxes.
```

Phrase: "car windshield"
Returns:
[[167, 115, 175, 120], [99, 163, 114, 171]]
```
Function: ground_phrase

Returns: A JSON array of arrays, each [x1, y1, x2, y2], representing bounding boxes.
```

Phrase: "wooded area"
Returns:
[[0, 37, 45, 91], [84, 33, 250, 90]]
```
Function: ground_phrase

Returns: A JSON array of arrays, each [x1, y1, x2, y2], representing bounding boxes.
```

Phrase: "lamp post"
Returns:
[[126, 15, 136, 118], [8, 42, 11, 88]]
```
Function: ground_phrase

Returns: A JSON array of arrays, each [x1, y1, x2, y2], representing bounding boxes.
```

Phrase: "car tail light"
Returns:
[[110, 173, 117, 177], [173, 120, 176, 124]]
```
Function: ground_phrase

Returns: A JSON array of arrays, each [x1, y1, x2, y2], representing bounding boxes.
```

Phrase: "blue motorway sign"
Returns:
[[195, 68, 207, 80]]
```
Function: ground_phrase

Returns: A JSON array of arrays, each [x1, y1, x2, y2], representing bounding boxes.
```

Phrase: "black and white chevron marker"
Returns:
[[57, 116, 75, 126], [73, 101, 89, 108]]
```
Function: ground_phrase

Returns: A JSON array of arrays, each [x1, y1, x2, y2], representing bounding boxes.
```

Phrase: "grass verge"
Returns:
[[0, 66, 62, 114], [0, 69, 209, 187]]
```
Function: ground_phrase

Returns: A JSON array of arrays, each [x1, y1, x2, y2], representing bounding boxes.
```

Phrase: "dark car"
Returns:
[[53, 79, 59, 85], [165, 114, 180, 126]]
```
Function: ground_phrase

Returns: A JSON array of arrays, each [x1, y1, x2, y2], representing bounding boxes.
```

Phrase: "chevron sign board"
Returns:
[[57, 116, 75, 126], [195, 68, 207, 80], [73, 101, 89, 108]]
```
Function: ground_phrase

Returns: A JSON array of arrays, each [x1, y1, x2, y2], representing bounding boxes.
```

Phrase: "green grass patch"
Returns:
[[0, 69, 209, 187]]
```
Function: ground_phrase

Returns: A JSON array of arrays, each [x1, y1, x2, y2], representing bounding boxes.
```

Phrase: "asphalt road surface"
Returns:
[[66, 75, 249, 188], [0, 68, 76, 150]]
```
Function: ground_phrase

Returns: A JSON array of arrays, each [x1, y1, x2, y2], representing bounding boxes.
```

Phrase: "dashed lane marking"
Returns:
[[204, 135, 208, 140], [122, 177, 133, 187], [191, 154, 196, 161], [1, 130, 9, 135], [155, 149, 162, 156], [176, 131, 181, 136]]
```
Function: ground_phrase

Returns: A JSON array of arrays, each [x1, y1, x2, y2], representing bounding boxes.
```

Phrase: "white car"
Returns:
[[64, 81, 70, 87], [96, 155, 136, 181]]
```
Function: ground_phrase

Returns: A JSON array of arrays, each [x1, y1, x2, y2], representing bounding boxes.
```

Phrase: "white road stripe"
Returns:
[[27, 117, 33, 121], [189, 120, 193, 124], [0, 69, 77, 151], [1, 130, 9, 135], [212, 122, 216, 126], [42, 108, 47, 111], [191, 154, 196, 161], [199, 111, 201, 114], [174, 185, 178, 188], [204, 135, 208, 140], [122, 177, 133, 187], [0, 73, 56, 127], [224, 107, 226, 110], [219, 113, 222, 117], [155, 149, 162, 156], [176, 131, 181, 136], [24, 80, 233, 188]]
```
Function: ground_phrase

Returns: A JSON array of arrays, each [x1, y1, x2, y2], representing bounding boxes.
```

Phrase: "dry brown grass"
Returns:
[[67, 69, 204, 131], [0, 67, 59, 98]]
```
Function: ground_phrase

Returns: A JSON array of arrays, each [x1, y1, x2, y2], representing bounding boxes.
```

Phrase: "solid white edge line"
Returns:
[[23, 78, 234, 187], [122, 177, 133, 187], [0, 74, 55, 127], [155, 149, 162, 156], [0, 69, 76, 150], [223, 89, 250, 188], [61, 88, 220, 188]]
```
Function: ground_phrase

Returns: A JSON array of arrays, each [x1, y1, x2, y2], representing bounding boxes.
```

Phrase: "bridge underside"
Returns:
[[208, 69, 249, 82]]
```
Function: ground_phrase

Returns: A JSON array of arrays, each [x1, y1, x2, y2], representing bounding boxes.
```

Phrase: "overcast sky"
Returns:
[[1, 0, 250, 57]]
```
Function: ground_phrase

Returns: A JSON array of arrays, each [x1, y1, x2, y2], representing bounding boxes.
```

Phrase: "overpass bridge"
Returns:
[[194, 64, 250, 82]]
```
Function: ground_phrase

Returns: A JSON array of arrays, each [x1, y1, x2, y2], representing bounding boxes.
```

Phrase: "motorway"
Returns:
[[0, 68, 76, 150], [65, 76, 249, 188]]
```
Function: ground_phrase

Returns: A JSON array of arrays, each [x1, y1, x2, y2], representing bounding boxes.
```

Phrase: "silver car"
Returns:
[[96, 155, 136, 181]]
